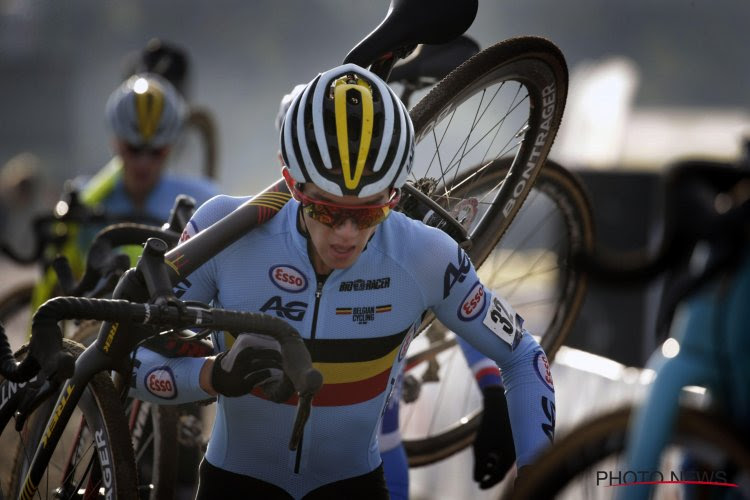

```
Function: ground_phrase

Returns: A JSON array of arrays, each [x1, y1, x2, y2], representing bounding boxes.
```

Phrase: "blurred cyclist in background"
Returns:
[[123, 37, 219, 181], [271, 83, 516, 499], [31, 72, 219, 311]]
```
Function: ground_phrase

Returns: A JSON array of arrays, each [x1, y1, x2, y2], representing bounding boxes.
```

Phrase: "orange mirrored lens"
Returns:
[[295, 188, 399, 229]]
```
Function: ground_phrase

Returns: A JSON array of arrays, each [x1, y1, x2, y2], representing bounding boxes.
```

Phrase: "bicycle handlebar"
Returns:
[[1, 297, 323, 402], [60, 223, 181, 297]]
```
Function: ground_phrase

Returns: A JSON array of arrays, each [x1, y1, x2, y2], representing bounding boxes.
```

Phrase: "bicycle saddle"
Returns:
[[389, 35, 480, 87], [343, 0, 478, 68]]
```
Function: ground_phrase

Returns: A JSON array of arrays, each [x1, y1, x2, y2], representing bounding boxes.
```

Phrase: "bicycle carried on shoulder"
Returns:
[[0, 0, 578, 495], [348, 0, 588, 466]]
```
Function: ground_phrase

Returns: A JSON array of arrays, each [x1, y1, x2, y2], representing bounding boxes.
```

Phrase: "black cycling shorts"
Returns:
[[195, 457, 390, 499]]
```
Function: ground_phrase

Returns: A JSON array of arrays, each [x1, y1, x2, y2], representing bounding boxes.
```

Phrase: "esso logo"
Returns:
[[269, 265, 308, 293], [145, 367, 177, 400], [458, 281, 486, 321], [533, 351, 554, 392]]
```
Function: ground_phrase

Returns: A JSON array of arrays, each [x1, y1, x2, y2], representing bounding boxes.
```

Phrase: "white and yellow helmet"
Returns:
[[280, 64, 414, 198], [105, 73, 186, 148]]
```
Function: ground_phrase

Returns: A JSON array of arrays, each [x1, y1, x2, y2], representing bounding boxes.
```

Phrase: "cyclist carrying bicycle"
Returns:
[[130, 63, 555, 498], [30, 73, 219, 312], [274, 83, 516, 499]]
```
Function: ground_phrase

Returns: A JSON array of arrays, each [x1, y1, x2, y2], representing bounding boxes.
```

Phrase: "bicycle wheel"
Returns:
[[408, 35, 568, 269], [6, 339, 138, 499], [506, 406, 750, 500], [70, 320, 180, 500], [401, 159, 594, 466]]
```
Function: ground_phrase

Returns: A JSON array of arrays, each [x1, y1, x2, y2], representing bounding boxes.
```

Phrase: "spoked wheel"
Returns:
[[70, 321, 181, 500], [400, 159, 594, 466], [407, 35, 568, 269], [6, 340, 138, 499], [505, 406, 750, 500]]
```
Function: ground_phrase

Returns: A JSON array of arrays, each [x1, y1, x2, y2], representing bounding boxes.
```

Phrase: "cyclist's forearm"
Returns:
[[501, 334, 556, 467], [129, 347, 214, 404]]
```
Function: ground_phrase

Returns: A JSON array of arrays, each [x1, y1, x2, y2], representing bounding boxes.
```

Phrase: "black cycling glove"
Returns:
[[473, 385, 516, 489], [211, 333, 294, 402]]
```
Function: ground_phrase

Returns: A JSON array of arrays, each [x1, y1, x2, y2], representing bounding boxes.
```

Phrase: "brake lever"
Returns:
[[289, 393, 314, 451]]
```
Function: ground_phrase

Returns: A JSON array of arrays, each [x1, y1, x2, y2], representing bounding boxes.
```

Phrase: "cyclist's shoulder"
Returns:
[[188, 194, 253, 233], [377, 211, 460, 261]]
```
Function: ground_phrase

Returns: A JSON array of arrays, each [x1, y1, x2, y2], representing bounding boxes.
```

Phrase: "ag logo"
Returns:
[[269, 265, 308, 293], [542, 395, 556, 442], [457, 281, 486, 321], [145, 367, 177, 400], [533, 351, 554, 392], [443, 247, 471, 298], [260, 296, 308, 321]]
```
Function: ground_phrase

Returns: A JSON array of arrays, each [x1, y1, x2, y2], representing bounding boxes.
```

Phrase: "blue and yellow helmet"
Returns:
[[105, 73, 186, 148]]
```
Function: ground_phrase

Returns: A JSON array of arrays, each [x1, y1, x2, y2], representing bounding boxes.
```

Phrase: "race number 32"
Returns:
[[483, 294, 522, 349]]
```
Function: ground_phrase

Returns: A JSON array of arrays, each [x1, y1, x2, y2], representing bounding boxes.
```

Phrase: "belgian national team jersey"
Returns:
[[131, 195, 555, 498]]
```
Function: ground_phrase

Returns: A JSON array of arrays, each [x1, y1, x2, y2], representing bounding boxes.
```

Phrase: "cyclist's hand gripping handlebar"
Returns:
[[7, 295, 322, 450]]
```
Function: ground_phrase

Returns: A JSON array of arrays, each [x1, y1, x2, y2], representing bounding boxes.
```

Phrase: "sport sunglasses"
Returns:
[[124, 143, 168, 158], [293, 185, 401, 229]]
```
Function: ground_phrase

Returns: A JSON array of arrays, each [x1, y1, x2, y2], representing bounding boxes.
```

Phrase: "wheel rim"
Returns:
[[12, 387, 119, 499]]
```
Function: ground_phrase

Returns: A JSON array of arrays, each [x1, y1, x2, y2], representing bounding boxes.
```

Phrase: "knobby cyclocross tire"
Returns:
[[401, 159, 593, 467], [70, 320, 180, 500], [506, 405, 750, 500], [7, 339, 138, 499], [408, 35, 568, 270], [0, 285, 181, 499]]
